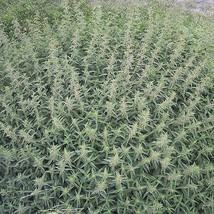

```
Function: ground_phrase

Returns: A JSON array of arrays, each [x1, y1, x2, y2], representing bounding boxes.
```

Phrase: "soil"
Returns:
[[174, 0, 214, 14]]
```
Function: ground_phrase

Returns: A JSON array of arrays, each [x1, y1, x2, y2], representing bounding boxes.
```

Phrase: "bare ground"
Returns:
[[173, 0, 214, 14]]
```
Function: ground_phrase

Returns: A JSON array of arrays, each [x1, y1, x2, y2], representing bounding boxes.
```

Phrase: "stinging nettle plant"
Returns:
[[0, 0, 213, 213]]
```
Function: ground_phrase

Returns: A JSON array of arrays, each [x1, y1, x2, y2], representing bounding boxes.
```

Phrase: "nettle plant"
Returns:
[[0, 0, 213, 213]]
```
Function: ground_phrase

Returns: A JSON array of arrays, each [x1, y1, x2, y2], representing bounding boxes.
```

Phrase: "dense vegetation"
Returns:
[[0, 0, 213, 213]]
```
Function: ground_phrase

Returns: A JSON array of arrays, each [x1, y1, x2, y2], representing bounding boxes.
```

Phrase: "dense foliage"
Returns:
[[0, 1, 213, 213]]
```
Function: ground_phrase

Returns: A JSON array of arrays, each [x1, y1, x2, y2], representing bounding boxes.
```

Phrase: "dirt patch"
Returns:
[[174, 0, 214, 14]]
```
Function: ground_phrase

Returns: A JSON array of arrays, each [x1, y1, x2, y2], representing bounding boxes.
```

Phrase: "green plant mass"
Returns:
[[0, 0, 213, 213]]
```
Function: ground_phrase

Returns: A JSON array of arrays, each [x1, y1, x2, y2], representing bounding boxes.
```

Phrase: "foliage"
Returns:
[[0, 0, 78, 36], [0, 0, 213, 213]]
